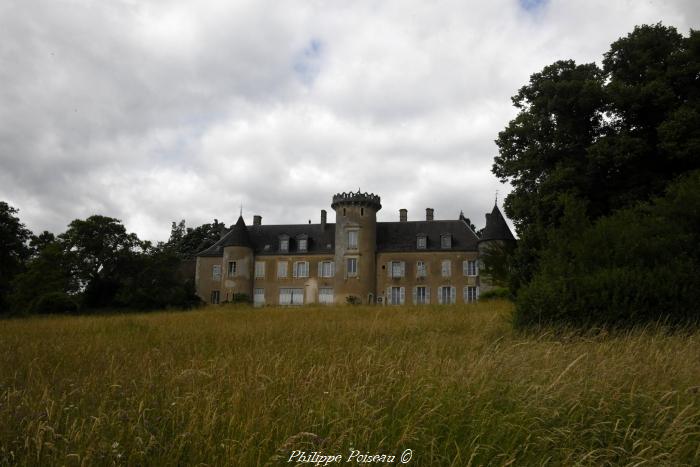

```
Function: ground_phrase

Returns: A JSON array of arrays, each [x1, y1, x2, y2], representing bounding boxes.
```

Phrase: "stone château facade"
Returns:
[[195, 191, 515, 306]]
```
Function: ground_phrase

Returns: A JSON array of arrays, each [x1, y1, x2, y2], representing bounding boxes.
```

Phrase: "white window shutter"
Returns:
[[412, 287, 417, 305], [400, 287, 405, 304], [426, 287, 431, 304], [475, 262, 479, 276], [463, 261, 468, 276], [438, 287, 443, 304], [386, 286, 392, 304], [292, 262, 297, 278], [318, 261, 322, 277], [330, 262, 335, 277], [387, 262, 392, 278], [400, 261, 405, 277], [451, 287, 456, 304]]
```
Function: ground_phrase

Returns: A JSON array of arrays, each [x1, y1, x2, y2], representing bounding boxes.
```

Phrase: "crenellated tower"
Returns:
[[331, 191, 381, 304]]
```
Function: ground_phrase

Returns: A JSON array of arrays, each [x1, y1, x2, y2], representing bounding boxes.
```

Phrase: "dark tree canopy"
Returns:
[[0, 202, 32, 312], [493, 24, 700, 326]]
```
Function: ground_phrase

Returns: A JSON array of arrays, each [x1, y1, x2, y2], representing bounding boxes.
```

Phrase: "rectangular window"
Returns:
[[280, 238, 289, 252], [416, 260, 426, 278], [255, 261, 265, 278], [228, 261, 237, 276], [277, 261, 288, 278], [298, 238, 308, 252], [347, 258, 358, 277], [347, 230, 358, 249], [212, 265, 221, 280], [390, 286, 405, 305], [464, 286, 479, 303], [441, 260, 451, 277], [414, 286, 428, 305], [463, 260, 478, 276], [441, 235, 452, 249], [294, 261, 309, 278], [210, 290, 220, 304], [280, 288, 304, 305], [254, 288, 265, 306], [319, 287, 334, 304], [319, 261, 334, 278], [390, 261, 404, 278], [417, 236, 426, 249]]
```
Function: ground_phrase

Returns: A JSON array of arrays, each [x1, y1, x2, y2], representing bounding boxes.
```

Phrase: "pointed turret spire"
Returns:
[[480, 204, 515, 242], [221, 215, 252, 247]]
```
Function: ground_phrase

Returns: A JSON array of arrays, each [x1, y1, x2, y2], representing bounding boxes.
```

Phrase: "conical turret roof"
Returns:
[[480, 204, 515, 242], [221, 216, 252, 248]]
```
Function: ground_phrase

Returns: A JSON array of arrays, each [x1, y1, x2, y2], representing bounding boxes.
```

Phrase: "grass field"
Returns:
[[1, 301, 699, 466]]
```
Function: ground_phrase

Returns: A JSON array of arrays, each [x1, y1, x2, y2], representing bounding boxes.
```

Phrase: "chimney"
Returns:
[[426, 208, 434, 221], [253, 215, 262, 226], [399, 208, 407, 222], [321, 209, 327, 230]]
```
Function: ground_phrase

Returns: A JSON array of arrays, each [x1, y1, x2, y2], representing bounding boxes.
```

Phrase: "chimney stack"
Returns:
[[426, 208, 434, 221], [253, 215, 262, 226], [321, 209, 327, 230], [399, 209, 407, 222]]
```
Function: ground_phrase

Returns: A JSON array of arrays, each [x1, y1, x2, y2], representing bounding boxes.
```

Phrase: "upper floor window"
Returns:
[[255, 261, 265, 278], [319, 261, 334, 278], [228, 261, 237, 276], [212, 265, 221, 280], [440, 234, 452, 249], [347, 257, 358, 277], [347, 230, 358, 249], [463, 260, 478, 276], [277, 261, 288, 278], [441, 260, 451, 277], [390, 261, 405, 278], [297, 235, 308, 252], [279, 237, 289, 252], [294, 261, 309, 278], [416, 260, 426, 278], [416, 235, 427, 250]]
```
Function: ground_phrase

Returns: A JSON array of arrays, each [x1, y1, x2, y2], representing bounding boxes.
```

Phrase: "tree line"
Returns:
[[0, 207, 225, 315], [491, 23, 700, 327]]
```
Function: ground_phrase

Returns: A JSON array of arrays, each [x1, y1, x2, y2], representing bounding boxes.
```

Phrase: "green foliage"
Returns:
[[480, 241, 516, 288], [346, 295, 361, 305], [479, 287, 511, 301], [514, 171, 700, 327], [0, 202, 32, 312], [31, 292, 79, 314], [229, 293, 250, 304], [166, 219, 225, 259], [9, 243, 77, 314], [494, 25, 700, 298]]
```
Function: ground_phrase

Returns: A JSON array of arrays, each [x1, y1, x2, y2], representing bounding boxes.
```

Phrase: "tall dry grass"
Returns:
[[1, 301, 699, 465]]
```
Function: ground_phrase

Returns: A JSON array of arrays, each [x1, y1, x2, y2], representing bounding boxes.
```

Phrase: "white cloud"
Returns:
[[1, 0, 697, 240]]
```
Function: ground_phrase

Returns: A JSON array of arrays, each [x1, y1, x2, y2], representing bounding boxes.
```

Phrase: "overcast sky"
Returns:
[[1, 0, 697, 241]]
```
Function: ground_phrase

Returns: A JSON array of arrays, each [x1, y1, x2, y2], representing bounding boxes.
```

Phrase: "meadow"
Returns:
[[1, 301, 699, 466]]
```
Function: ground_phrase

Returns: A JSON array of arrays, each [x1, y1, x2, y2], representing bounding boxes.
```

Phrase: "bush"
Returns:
[[31, 292, 78, 314], [346, 295, 361, 305], [514, 171, 700, 327], [479, 287, 512, 301], [230, 293, 250, 304]]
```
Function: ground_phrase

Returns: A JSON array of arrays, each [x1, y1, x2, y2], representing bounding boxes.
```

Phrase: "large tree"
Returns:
[[493, 24, 700, 293], [0, 202, 32, 312]]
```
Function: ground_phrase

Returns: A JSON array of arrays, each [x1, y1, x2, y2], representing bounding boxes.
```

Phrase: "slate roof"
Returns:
[[196, 223, 336, 257], [221, 216, 252, 248], [479, 205, 516, 242], [376, 220, 479, 252]]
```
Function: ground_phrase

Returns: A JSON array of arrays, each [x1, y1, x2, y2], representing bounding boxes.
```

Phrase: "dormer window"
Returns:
[[297, 235, 308, 252], [440, 234, 452, 249], [416, 234, 427, 250], [279, 235, 289, 252]]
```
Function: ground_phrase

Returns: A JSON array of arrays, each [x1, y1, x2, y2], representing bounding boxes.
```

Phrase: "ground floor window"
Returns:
[[210, 290, 220, 304], [254, 288, 265, 306], [414, 286, 429, 305], [438, 286, 456, 304], [388, 286, 405, 305], [319, 288, 334, 304], [464, 286, 479, 303], [279, 288, 304, 305]]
